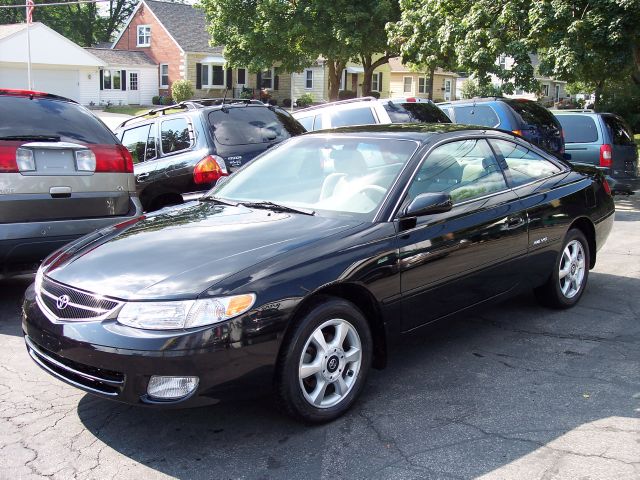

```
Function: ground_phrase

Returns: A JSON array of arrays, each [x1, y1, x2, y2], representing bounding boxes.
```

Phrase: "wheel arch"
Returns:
[[569, 216, 596, 269], [279, 283, 387, 370]]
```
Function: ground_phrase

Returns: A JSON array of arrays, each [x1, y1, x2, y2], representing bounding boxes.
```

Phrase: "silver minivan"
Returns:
[[0, 89, 142, 277]]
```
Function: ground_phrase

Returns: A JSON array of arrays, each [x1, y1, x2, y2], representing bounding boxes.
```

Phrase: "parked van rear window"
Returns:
[[556, 115, 598, 143], [383, 102, 451, 124], [209, 106, 304, 145], [505, 100, 559, 130], [0, 96, 117, 144], [603, 115, 635, 146]]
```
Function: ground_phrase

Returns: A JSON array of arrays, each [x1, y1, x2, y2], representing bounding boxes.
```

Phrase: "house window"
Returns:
[[137, 25, 151, 47], [499, 54, 506, 69], [160, 64, 169, 88], [201, 64, 224, 87], [542, 84, 549, 97], [102, 70, 121, 90], [418, 76, 427, 94], [371, 72, 381, 92], [339, 69, 346, 91], [403, 76, 413, 94], [261, 68, 274, 89], [237, 68, 246, 85], [305, 69, 313, 89]]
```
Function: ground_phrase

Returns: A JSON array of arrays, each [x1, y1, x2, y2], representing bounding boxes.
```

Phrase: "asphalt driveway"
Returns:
[[0, 196, 638, 479]]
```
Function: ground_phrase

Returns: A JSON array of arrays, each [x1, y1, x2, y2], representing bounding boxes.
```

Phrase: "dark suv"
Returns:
[[0, 89, 142, 278], [438, 97, 564, 157], [115, 99, 306, 212]]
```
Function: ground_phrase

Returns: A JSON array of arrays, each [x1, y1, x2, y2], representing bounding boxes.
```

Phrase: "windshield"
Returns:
[[211, 136, 419, 220]]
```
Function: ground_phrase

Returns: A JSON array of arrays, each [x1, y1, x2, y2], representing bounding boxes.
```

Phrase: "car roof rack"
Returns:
[[553, 109, 595, 113], [296, 96, 377, 113], [116, 98, 267, 129]]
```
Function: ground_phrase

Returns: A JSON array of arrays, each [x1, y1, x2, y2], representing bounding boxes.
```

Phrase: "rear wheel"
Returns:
[[275, 298, 372, 423], [534, 228, 590, 309]]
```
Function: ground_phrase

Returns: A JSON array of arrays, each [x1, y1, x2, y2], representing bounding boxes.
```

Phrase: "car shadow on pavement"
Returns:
[[0, 277, 32, 337], [75, 271, 640, 479], [613, 194, 640, 222]]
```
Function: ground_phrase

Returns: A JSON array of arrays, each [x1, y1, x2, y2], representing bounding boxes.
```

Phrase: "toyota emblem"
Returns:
[[56, 294, 70, 310]]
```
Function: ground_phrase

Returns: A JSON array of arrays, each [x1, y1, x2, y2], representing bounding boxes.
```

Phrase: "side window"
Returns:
[[297, 116, 314, 131], [314, 114, 326, 130], [603, 116, 634, 146], [491, 139, 562, 187], [329, 107, 376, 128], [407, 139, 507, 204], [160, 118, 192, 154], [452, 105, 500, 127], [121, 124, 152, 164]]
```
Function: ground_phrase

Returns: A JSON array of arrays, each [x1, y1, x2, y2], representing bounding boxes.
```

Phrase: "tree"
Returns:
[[529, 0, 640, 108], [199, 0, 399, 100], [0, 0, 135, 47], [459, 78, 503, 99]]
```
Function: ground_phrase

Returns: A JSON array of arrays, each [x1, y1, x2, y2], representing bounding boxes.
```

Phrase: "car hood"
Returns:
[[44, 201, 364, 300]]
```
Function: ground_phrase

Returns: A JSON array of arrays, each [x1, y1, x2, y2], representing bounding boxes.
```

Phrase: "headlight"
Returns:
[[117, 294, 256, 330]]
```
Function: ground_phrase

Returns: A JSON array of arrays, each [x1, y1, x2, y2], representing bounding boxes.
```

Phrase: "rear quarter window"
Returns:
[[0, 96, 117, 144], [328, 107, 376, 128], [556, 115, 599, 143], [160, 117, 192, 154], [452, 105, 500, 127], [383, 102, 451, 124], [603, 116, 635, 146], [209, 106, 304, 145]]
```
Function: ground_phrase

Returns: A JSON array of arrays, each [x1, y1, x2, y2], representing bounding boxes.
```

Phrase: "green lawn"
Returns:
[[102, 106, 152, 116], [635, 134, 640, 157]]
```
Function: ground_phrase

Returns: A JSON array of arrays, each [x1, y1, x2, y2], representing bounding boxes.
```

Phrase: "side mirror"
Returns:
[[401, 192, 453, 218]]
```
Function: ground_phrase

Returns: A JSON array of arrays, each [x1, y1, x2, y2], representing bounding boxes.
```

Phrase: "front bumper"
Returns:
[[22, 283, 281, 407]]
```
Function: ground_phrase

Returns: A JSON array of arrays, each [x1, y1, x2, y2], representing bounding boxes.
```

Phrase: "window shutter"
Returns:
[[274, 74, 279, 90], [196, 63, 202, 89], [378, 72, 382, 92], [99, 70, 103, 91], [226, 68, 232, 89], [256, 71, 262, 89], [121, 70, 127, 91]]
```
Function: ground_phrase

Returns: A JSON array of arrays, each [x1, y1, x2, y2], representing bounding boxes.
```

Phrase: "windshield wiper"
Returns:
[[0, 135, 61, 142], [199, 195, 239, 206], [240, 201, 315, 216]]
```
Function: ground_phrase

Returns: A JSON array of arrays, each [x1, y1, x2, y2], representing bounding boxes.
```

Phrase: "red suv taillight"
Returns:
[[92, 145, 134, 173], [193, 155, 227, 185], [599, 144, 612, 168]]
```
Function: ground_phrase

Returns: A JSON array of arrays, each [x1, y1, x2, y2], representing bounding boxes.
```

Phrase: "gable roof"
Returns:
[[0, 23, 27, 41], [114, 0, 223, 54], [387, 57, 458, 77], [85, 48, 156, 66]]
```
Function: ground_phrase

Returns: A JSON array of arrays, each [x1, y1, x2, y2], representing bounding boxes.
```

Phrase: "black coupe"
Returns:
[[23, 124, 615, 423]]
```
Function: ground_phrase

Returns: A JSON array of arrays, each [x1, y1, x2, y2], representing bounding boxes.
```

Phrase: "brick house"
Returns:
[[112, 0, 259, 99]]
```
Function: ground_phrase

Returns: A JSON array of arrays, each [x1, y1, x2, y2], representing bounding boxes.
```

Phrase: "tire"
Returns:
[[534, 228, 590, 309], [274, 297, 372, 423]]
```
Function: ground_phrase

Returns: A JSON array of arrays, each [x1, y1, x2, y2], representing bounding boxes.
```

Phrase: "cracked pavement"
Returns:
[[1, 196, 639, 480]]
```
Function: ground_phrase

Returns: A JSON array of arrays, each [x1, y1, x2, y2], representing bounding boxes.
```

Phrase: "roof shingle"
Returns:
[[145, 0, 222, 54], [85, 48, 156, 66]]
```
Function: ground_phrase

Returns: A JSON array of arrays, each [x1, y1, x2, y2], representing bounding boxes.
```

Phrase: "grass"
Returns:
[[635, 134, 640, 157], [102, 105, 153, 116]]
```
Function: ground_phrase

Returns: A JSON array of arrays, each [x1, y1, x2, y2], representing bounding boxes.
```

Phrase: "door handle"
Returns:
[[506, 216, 525, 229], [136, 172, 150, 182]]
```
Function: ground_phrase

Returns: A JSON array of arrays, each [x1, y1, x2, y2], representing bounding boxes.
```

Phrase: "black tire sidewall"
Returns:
[[550, 229, 590, 308], [277, 298, 373, 423]]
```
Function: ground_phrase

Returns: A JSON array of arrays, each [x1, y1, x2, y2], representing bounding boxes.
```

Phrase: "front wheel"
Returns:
[[275, 298, 372, 423], [534, 228, 590, 309]]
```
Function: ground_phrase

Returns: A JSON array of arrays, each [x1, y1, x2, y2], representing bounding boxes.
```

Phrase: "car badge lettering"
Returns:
[[56, 295, 70, 310]]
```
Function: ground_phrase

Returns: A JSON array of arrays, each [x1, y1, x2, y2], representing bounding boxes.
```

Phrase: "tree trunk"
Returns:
[[593, 79, 605, 111], [327, 60, 346, 101], [361, 54, 392, 97], [428, 66, 436, 100], [632, 43, 640, 85]]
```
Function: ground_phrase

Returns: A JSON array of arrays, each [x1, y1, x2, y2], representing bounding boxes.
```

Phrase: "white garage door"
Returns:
[[0, 66, 80, 101]]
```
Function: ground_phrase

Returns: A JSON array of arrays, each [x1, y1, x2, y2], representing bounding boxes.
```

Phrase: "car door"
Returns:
[[396, 137, 529, 331], [488, 138, 574, 286]]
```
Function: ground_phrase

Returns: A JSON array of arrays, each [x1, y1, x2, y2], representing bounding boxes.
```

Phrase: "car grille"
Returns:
[[25, 336, 124, 396], [38, 277, 121, 321]]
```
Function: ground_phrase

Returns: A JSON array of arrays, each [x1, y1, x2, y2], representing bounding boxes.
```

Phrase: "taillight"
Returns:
[[193, 155, 227, 185], [599, 144, 612, 168], [92, 145, 134, 173], [602, 177, 612, 196], [0, 144, 19, 172], [406, 97, 417, 102], [512, 130, 523, 137]]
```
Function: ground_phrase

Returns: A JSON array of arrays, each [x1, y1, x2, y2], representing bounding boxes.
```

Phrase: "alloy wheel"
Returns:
[[559, 239, 586, 299]]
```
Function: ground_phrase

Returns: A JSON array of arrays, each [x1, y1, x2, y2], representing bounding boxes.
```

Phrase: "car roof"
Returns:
[[438, 97, 530, 106], [0, 89, 76, 103], [303, 122, 522, 143]]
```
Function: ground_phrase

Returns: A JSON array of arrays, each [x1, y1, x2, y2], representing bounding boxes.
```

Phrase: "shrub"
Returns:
[[239, 87, 254, 99], [369, 91, 381, 99], [282, 98, 292, 108], [296, 93, 314, 107], [161, 96, 174, 106], [152, 95, 161, 105], [171, 79, 194, 103], [338, 90, 357, 100]]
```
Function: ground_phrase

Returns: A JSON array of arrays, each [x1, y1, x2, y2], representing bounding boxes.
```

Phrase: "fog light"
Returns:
[[147, 376, 199, 400]]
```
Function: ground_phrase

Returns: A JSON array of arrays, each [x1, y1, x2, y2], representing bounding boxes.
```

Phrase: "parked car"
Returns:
[[553, 110, 639, 193], [23, 124, 614, 423], [0, 89, 142, 278], [438, 97, 565, 157], [114, 99, 306, 212], [293, 96, 451, 131]]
